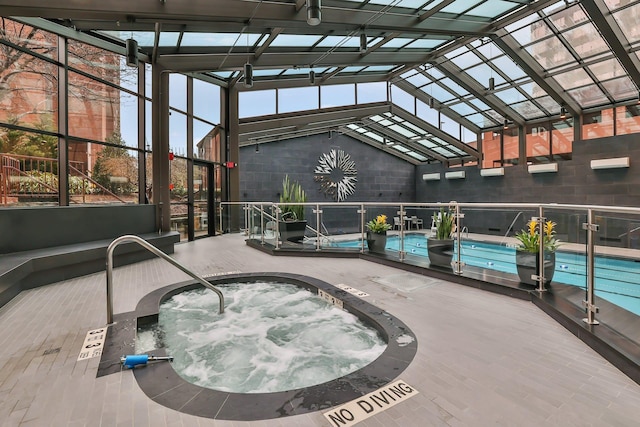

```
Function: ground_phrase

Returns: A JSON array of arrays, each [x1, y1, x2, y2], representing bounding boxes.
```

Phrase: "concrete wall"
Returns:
[[239, 132, 416, 233]]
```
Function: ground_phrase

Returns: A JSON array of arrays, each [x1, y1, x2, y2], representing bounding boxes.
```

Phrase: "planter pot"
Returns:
[[366, 231, 387, 253], [278, 220, 307, 243], [427, 238, 454, 268], [516, 250, 555, 287]]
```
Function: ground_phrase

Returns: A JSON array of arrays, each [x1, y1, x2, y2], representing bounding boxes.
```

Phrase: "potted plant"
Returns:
[[427, 208, 455, 268], [514, 219, 560, 287], [278, 175, 308, 243], [366, 214, 392, 253]]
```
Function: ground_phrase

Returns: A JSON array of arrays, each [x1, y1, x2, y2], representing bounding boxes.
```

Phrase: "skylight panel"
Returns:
[[380, 38, 414, 48], [449, 51, 482, 70], [567, 84, 609, 108], [439, 78, 469, 96], [316, 36, 360, 48], [419, 83, 456, 102], [364, 132, 385, 143], [449, 103, 477, 116], [490, 55, 526, 80], [525, 37, 576, 70], [407, 152, 429, 161], [601, 77, 636, 101], [392, 144, 411, 153], [510, 100, 544, 120], [494, 87, 527, 104], [610, 3, 640, 44], [551, 68, 593, 90], [270, 34, 322, 47], [404, 72, 431, 88], [181, 33, 262, 47], [441, 0, 483, 15], [561, 23, 609, 59], [466, 0, 519, 19], [390, 124, 417, 138], [404, 39, 449, 49]]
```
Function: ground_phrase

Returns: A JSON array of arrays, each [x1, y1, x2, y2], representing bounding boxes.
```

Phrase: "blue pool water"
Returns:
[[335, 234, 640, 316]]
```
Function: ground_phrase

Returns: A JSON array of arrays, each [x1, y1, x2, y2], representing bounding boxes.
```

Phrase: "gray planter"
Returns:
[[279, 220, 307, 243], [515, 250, 555, 287], [366, 231, 387, 253], [427, 238, 454, 268]]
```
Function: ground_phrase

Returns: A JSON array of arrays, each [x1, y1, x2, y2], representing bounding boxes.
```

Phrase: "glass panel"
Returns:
[[1, 18, 58, 59], [616, 105, 640, 135], [193, 164, 209, 238], [450, 51, 482, 70], [278, 87, 319, 113], [503, 127, 519, 165], [567, 85, 609, 108], [467, 0, 519, 18], [582, 109, 614, 140], [611, 3, 640, 44], [119, 90, 139, 148], [321, 84, 355, 108], [551, 119, 573, 159], [0, 126, 59, 206], [441, 0, 483, 15], [181, 32, 261, 47], [239, 90, 276, 117], [145, 63, 152, 98], [316, 36, 360, 48], [416, 99, 439, 124], [170, 73, 187, 111], [194, 119, 215, 156], [491, 55, 527, 80], [169, 110, 187, 156], [481, 131, 501, 168], [562, 23, 609, 58], [69, 71, 135, 146], [195, 126, 220, 162], [0, 50, 58, 133], [391, 86, 414, 113], [449, 102, 477, 116], [193, 79, 220, 123], [525, 37, 576, 70], [526, 123, 550, 161], [551, 68, 592, 90], [357, 81, 388, 103], [270, 34, 323, 47], [69, 140, 138, 205], [68, 40, 124, 87], [510, 100, 544, 120], [170, 157, 188, 239], [404, 39, 448, 49]]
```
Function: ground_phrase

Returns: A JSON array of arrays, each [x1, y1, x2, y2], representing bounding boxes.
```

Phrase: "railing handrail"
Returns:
[[106, 235, 224, 324]]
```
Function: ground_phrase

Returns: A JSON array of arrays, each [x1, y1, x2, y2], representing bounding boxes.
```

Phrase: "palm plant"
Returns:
[[433, 208, 455, 240], [279, 175, 307, 221]]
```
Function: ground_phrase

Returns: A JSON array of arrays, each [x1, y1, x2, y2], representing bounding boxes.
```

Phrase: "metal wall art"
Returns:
[[314, 149, 357, 201]]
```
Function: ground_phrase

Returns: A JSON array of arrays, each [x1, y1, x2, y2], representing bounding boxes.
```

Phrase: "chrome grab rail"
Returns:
[[106, 235, 224, 324]]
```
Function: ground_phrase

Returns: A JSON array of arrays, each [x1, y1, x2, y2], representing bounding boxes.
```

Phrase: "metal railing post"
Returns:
[[106, 235, 224, 324], [260, 203, 265, 245], [314, 203, 322, 251], [358, 204, 366, 254], [537, 206, 546, 292], [398, 204, 405, 261], [452, 201, 464, 275], [582, 209, 600, 325]]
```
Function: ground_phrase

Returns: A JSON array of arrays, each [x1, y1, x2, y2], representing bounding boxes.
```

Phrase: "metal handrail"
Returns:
[[106, 235, 224, 324]]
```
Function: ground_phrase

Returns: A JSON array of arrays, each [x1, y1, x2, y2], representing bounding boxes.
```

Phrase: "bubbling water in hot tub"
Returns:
[[136, 281, 387, 393]]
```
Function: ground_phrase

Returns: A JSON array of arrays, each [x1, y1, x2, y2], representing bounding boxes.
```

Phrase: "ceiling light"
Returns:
[[307, 0, 321, 26], [125, 38, 138, 67], [488, 77, 495, 91], [309, 70, 315, 85], [428, 97, 435, 108], [244, 63, 253, 88], [560, 106, 567, 119], [503, 119, 508, 130], [360, 33, 367, 52]]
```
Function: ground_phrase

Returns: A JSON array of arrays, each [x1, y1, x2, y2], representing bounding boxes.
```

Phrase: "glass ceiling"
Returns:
[[4, 0, 640, 165]]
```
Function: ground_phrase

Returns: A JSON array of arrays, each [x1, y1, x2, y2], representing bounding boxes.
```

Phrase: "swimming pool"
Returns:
[[336, 234, 640, 316]]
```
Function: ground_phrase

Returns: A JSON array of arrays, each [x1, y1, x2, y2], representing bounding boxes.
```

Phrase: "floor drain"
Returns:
[[43, 348, 61, 356]]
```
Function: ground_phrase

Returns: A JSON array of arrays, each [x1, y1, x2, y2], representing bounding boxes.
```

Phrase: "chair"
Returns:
[[393, 216, 401, 230], [410, 216, 418, 230], [415, 217, 423, 229]]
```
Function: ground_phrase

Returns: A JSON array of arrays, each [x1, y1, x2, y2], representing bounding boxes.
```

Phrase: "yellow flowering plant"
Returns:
[[366, 214, 392, 234], [515, 219, 560, 252]]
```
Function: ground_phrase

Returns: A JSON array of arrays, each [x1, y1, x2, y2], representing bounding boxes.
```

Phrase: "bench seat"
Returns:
[[0, 232, 180, 309]]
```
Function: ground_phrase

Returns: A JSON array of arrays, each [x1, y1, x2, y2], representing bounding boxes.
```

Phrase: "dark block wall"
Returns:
[[240, 133, 415, 233], [0, 204, 158, 254], [415, 134, 640, 245]]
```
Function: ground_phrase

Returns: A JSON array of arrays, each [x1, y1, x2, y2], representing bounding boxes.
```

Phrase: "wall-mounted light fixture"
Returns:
[[528, 163, 558, 174], [560, 106, 567, 119], [255, 143, 259, 153], [445, 171, 466, 180], [590, 157, 629, 170], [244, 62, 253, 88], [422, 173, 441, 181], [307, 0, 321, 26], [125, 38, 138, 67], [480, 167, 505, 177]]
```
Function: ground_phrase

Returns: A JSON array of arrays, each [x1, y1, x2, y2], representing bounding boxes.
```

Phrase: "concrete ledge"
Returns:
[[0, 232, 180, 309]]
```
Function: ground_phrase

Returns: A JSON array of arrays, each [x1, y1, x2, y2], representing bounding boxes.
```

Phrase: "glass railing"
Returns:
[[221, 201, 640, 323]]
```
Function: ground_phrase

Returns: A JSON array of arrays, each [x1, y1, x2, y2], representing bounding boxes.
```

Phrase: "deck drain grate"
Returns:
[[43, 348, 61, 356]]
